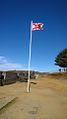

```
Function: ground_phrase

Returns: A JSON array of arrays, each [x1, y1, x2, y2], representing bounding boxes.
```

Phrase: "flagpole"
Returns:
[[27, 20, 33, 93]]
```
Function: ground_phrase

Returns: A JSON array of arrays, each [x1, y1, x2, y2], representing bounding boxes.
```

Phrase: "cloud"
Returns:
[[0, 56, 7, 64], [0, 56, 23, 71]]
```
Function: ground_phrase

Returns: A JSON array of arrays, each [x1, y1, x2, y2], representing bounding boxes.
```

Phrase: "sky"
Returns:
[[0, 0, 67, 72]]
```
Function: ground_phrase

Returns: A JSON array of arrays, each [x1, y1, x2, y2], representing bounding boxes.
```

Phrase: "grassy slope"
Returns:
[[46, 72, 67, 80], [37, 72, 67, 93]]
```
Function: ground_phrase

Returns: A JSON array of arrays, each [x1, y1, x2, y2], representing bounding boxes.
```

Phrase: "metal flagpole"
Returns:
[[27, 20, 33, 93]]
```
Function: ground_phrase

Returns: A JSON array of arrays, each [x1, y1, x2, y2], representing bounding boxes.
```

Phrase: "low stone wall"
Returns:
[[5, 72, 17, 85], [0, 96, 16, 111], [0, 71, 17, 85], [0, 71, 36, 86]]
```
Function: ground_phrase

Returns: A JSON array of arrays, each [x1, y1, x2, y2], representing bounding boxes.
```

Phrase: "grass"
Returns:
[[46, 72, 67, 80]]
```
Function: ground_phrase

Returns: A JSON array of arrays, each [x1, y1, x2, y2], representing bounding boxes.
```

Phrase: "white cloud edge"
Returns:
[[0, 56, 23, 71]]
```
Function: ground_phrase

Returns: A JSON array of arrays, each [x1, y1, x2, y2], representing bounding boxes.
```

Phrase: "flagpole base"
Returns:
[[27, 82, 31, 93]]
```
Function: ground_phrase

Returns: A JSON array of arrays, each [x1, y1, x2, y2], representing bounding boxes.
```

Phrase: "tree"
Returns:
[[55, 48, 67, 68]]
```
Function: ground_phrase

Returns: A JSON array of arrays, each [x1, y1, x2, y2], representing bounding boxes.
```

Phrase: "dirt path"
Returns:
[[0, 78, 67, 119]]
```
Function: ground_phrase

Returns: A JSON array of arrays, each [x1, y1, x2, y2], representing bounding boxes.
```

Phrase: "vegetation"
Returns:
[[46, 72, 67, 80], [55, 48, 67, 68]]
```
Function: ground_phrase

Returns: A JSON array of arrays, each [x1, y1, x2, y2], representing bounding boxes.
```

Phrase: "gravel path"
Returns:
[[0, 79, 67, 119]]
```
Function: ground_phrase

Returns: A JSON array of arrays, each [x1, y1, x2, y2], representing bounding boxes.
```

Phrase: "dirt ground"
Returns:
[[0, 77, 67, 119]]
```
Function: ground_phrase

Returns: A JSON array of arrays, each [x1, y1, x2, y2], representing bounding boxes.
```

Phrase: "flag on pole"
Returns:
[[32, 23, 44, 31], [27, 21, 44, 93]]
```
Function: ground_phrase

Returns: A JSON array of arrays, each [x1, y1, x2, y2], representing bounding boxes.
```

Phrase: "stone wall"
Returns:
[[0, 70, 36, 86]]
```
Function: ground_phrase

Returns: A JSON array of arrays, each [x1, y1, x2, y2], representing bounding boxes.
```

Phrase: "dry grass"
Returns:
[[44, 72, 67, 80]]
